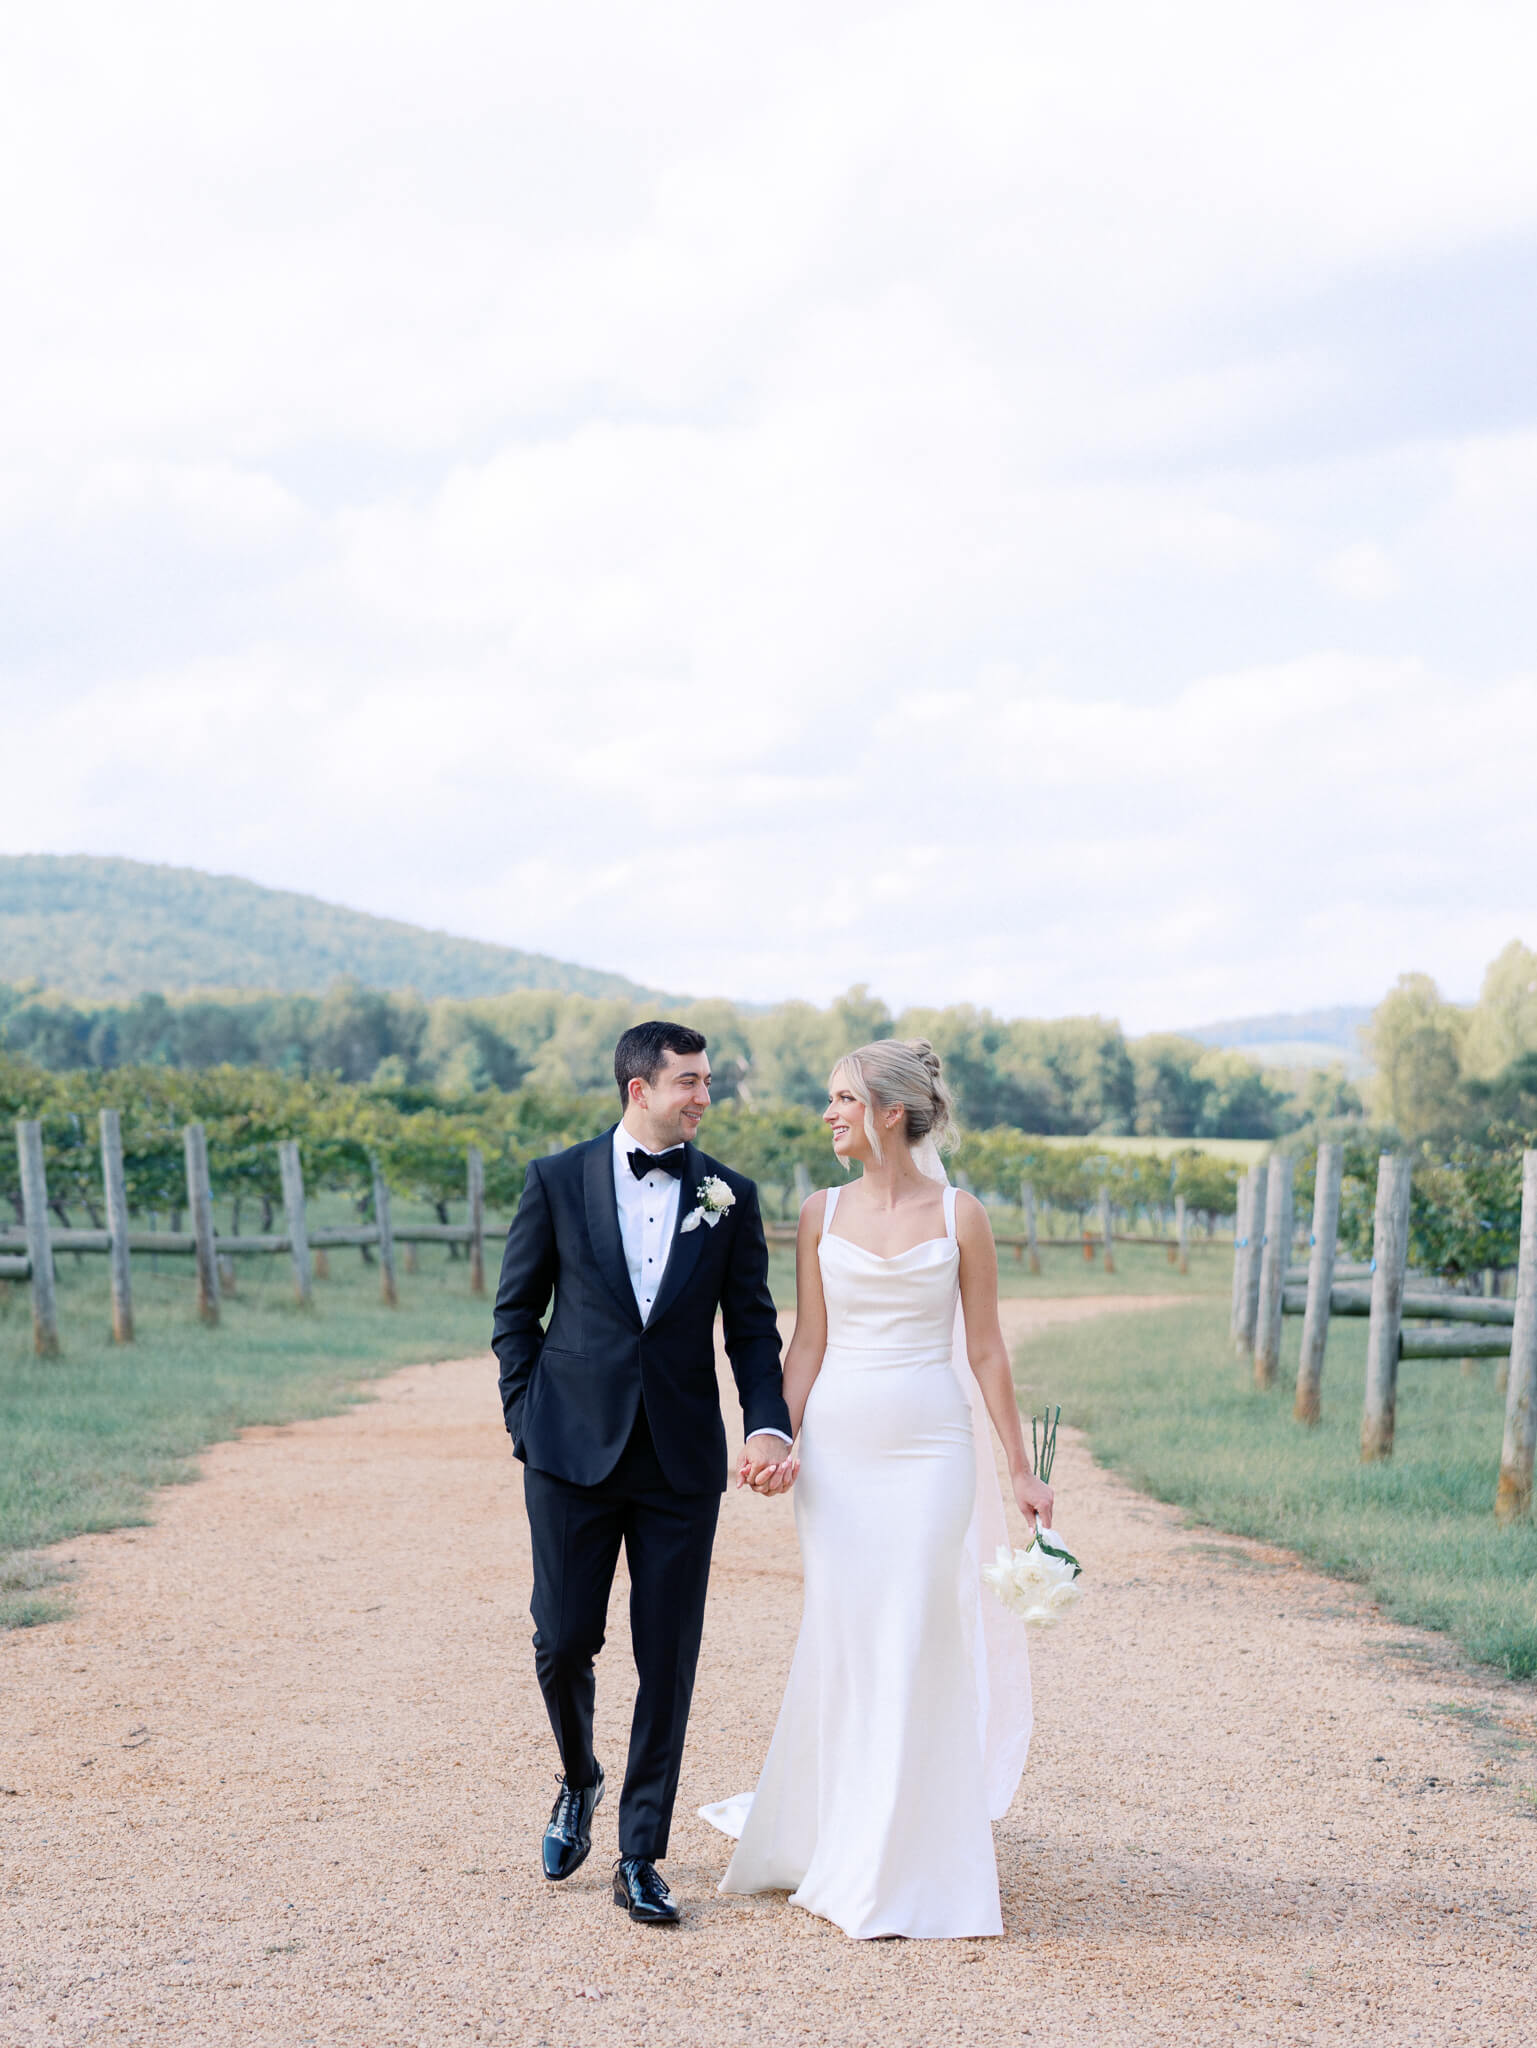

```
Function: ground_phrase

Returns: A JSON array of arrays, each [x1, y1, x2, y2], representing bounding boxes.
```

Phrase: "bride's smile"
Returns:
[[824, 1086, 860, 1158]]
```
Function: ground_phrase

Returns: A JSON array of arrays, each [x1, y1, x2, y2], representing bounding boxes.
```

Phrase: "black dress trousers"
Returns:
[[523, 1400, 721, 1861]]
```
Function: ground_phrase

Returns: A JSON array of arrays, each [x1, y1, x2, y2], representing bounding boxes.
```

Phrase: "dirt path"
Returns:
[[2, 1297, 1533, 2047]]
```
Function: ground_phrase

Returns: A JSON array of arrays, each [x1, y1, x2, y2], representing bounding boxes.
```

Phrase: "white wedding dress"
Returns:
[[700, 1177, 1032, 1940]]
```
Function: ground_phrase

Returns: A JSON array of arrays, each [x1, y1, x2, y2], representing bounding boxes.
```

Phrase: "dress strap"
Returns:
[[820, 1184, 840, 1240], [942, 1183, 959, 1239]]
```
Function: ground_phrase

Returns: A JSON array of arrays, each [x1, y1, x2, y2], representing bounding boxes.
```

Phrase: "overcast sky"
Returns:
[[3, 1, 1535, 1029]]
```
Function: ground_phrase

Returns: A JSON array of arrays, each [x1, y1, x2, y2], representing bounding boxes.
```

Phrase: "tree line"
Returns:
[[1363, 941, 1537, 1145], [1251, 942, 1537, 1283], [0, 1054, 1241, 1238], [8, 942, 1536, 1287], [0, 979, 1347, 1140]]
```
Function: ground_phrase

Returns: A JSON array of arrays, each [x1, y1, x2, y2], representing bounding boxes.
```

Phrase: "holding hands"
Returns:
[[738, 1432, 799, 1496]]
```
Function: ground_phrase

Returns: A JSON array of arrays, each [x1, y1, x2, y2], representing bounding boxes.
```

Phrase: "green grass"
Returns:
[[1013, 1297, 1537, 1678], [993, 1236, 1227, 1299], [0, 1232, 495, 1625], [0, 1550, 73, 1630], [1028, 1132, 1271, 1164]]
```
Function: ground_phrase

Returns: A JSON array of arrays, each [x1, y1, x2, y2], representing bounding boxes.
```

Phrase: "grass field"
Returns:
[[1013, 1297, 1537, 1678], [0, 1232, 494, 1627], [1028, 1132, 1271, 1164]]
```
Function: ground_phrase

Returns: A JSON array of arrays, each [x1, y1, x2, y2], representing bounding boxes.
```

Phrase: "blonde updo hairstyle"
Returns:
[[830, 1038, 954, 1167]]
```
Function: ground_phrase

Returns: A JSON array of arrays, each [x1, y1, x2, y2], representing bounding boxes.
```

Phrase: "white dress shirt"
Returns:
[[611, 1121, 791, 1445], [612, 1119, 683, 1324]]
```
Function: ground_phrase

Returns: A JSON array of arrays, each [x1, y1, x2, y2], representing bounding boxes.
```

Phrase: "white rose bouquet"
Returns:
[[680, 1175, 737, 1232], [983, 1404, 1083, 1628]]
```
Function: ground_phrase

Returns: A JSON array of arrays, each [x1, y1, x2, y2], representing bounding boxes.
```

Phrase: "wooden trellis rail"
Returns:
[[5, 1115, 499, 1354], [1251, 1144, 1537, 1517]]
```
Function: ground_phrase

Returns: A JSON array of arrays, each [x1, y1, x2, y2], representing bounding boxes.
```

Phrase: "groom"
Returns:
[[493, 1021, 794, 1924]]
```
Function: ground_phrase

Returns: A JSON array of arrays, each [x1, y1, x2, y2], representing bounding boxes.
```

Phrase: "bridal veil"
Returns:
[[912, 1134, 1033, 1816]]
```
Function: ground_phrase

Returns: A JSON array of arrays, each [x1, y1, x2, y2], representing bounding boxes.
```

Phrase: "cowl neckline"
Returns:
[[820, 1231, 958, 1265]]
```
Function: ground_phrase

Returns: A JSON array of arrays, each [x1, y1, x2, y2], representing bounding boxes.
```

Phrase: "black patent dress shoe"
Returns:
[[612, 1856, 680, 1924], [542, 1766, 604, 1881]]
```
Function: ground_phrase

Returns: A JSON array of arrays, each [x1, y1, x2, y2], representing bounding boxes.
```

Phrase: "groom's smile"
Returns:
[[625, 1045, 713, 1153]]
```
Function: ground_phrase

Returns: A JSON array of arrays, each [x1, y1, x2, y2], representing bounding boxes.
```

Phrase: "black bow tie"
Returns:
[[628, 1147, 686, 1181]]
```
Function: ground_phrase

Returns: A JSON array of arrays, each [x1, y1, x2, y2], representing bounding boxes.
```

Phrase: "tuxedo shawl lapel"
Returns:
[[645, 1141, 707, 1330], [583, 1130, 643, 1330]]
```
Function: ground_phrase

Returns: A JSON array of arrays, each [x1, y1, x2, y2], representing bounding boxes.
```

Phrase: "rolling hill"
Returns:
[[0, 855, 663, 1003], [1178, 1006, 1375, 1073]]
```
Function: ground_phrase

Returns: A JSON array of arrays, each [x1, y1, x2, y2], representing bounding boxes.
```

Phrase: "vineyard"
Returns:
[[4, 1053, 1533, 1303], [5, 1052, 1535, 1524], [0, 1053, 1247, 1245]]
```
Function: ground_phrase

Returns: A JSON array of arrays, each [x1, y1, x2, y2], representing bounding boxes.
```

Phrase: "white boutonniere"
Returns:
[[680, 1175, 736, 1233]]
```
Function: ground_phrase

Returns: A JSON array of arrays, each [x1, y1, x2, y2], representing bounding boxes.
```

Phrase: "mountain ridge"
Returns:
[[1174, 1005, 1375, 1073], [0, 854, 665, 1004], [1176, 1005, 1375, 1049]]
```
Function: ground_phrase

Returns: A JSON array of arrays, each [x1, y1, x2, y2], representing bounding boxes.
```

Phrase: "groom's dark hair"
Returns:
[[614, 1021, 709, 1107]]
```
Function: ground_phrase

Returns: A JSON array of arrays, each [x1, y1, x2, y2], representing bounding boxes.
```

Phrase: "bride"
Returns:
[[700, 1038, 1053, 1940]]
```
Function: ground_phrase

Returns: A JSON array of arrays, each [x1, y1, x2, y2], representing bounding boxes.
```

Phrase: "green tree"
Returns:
[[1365, 973, 1467, 1140], [1188, 1049, 1286, 1137], [1293, 1063, 1365, 1125], [309, 982, 420, 1084], [251, 995, 321, 1073], [748, 1002, 840, 1111], [1465, 1050, 1537, 1135], [1464, 940, 1537, 1082], [1131, 1035, 1210, 1137]]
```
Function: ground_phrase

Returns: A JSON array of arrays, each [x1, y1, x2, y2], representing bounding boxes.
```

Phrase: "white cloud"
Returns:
[[5, 650, 1532, 1027], [1323, 542, 1401, 602], [3, 1, 1537, 1028]]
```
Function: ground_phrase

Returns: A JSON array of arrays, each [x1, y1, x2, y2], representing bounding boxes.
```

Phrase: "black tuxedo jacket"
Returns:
[[492, 1128, 791, 1494]]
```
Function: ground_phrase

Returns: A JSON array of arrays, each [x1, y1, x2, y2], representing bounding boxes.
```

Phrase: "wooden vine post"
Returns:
[[1361, 1154, 1412, 1462], [16, 1119, 60, 1358], [183, 1123, 221, 1326], [278, 1140, 313, 1306], [1020, 1181, 1041, 1274], [1294, 1141, 1341, 1424], [1174, 1193, 1189, 1274], [1253, 1156, 1294, 1388], [1099, 1186, 1114, 1273], [99, 1107, 134, 1343], [468, 1146, 486, 1297], [1235, 1162, 1268, 1356], [1494, 1149, 1537, 1522], [1229, 1170, 1251, 1343], [372, 1156, 398, 1308]]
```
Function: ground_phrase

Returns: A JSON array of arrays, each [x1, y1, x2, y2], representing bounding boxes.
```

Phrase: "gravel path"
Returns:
[[2, 1296, 1534, 2047]]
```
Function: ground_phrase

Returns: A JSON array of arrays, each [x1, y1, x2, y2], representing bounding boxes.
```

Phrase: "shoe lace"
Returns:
[[551, 1781, 579, 1833], [622, 1858, 671, 1906]]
